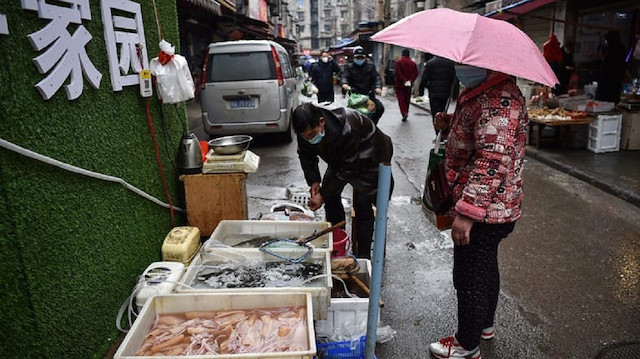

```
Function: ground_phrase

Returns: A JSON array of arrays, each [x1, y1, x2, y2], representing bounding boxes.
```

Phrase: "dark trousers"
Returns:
[[323, 175, 394, 259], [317, 91, 335, 103], [395, 86, 412, 117], [454, 222, 515, 350]]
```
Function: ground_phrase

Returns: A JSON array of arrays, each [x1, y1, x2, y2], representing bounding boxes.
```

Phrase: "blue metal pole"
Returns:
[[364, 163, 392, 359]]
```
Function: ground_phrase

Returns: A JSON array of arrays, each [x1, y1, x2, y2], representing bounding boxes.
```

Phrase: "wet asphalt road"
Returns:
[[188, 91, 640, 358]]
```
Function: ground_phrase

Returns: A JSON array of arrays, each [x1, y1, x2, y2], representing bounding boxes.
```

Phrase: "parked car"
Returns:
[[200, 40, 298, 142]]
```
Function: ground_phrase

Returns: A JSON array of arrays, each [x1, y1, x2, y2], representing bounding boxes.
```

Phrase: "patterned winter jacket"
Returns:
[[444, 72, 528, 223]]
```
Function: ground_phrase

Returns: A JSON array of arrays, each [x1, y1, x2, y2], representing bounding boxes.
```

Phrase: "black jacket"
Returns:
[[309, 61, 341, 92], [340, 60, 382, 95], [297, 106, 393, 197], [421, 56, 456, 99]]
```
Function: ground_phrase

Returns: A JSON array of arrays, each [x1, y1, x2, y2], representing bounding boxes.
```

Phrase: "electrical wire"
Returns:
[[0, 138, 183, 212], [151, 0, 164, 42]]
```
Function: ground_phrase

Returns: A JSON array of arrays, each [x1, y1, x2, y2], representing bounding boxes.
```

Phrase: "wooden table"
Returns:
[[528, 116, 595, 149]]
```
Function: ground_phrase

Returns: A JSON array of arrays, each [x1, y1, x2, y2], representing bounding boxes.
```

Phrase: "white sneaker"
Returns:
[[481, 327, 495, 340], [429, 335, 481, 359]]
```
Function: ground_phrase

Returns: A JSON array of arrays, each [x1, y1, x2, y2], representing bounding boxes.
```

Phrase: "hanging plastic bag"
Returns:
[[149, 40, 195, 104]]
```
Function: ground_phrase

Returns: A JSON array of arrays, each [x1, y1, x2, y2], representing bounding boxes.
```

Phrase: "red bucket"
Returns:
[[331, 228, 350, 258]]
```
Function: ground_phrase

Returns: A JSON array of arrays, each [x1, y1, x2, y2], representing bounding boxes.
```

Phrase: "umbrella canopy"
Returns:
[[370, 8, 558, 87]]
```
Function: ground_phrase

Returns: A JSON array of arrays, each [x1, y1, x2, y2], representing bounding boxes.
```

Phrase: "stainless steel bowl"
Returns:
[[208, 135, 253, 155]]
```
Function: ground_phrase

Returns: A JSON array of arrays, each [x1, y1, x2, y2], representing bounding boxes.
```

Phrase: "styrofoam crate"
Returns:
[[315, 259, 379, 338], [177, 250, 332, 320], [587, 114, 622, 153], [114, 292, 316, 359], [202, 220, 333, 253]]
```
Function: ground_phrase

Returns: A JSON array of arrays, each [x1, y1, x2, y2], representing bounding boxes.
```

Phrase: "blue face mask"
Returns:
[[307, 130, 324, 144], [354, 58, 366, 66], [455, 65, 487, 88]]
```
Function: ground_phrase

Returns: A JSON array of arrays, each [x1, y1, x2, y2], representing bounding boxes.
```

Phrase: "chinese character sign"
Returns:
[[0, 14, 8, 35], [101, 0, 149, 91], [21, 0, 102, 100]]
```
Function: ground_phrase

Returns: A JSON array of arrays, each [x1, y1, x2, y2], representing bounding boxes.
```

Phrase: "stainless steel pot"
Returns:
[[177, 133, 203, 174]]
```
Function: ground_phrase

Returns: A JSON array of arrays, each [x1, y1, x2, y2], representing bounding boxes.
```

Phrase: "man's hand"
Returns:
[[451, 214, 474, 245], [342, 84, 349, 91], [375, 88, 382, 95], [308, 193, 324, 211], [434, 112, 452, 132], [310, 182, 321, 197]]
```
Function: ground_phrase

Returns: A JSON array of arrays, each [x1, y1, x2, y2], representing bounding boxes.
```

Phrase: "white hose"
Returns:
[[0, 138, 183, 212]]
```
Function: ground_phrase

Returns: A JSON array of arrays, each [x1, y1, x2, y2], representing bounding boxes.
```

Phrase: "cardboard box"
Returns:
[[621, 111, 640, 150], [180, 173, 248, 237]]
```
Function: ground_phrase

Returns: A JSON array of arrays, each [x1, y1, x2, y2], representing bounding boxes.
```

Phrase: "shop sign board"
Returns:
[[6, 0, 149, 100]]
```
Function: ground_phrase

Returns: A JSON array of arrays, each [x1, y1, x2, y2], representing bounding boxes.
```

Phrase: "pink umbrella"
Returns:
[[371, 8, 558, 87]]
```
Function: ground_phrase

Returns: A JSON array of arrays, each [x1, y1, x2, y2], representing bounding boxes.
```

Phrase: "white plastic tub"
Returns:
[[202, 220, 333, 253], [315, 259, 379, 338], [177, 250, 332, 320], [114, 292, 316, 359]]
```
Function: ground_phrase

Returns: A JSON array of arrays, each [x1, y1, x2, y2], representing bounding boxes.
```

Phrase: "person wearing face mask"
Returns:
[[292, 102, 393, 259], [429, 65, 528, 359], [340, 47, 385, 124], [309, 50, 342, 103]]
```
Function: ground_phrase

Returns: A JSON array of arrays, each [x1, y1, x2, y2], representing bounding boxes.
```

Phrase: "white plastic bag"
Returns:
[[149, 40, 195, 104]]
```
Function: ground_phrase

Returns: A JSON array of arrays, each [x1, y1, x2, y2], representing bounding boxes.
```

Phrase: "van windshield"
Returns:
[[207, 51, 276, 82]]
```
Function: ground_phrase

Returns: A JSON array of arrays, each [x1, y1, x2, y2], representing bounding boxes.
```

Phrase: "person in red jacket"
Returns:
[[394, 49, 419, 121]]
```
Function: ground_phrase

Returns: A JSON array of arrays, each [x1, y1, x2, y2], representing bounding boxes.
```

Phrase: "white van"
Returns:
[[200, 40, 298, 142]]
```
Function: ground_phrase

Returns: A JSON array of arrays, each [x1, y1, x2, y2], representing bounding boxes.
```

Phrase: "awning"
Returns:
[[180, 0, 222, 15], [329, 38, 358, 50], [484, 0, 556, 20]]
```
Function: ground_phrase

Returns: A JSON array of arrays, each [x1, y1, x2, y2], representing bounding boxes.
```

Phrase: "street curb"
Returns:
[[410, 101, 430, 113], [526, 147, 640, 208]]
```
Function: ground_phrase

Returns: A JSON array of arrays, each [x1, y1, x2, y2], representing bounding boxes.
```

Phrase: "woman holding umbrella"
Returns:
[[429, 65, 528, 359], [371, 8, 558, 358]]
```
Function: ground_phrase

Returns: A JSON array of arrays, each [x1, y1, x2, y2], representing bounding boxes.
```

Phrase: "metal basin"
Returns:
[[208, 135, 253, 155]]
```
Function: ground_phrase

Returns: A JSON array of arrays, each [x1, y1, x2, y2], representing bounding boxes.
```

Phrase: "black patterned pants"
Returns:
[[454, 221, 516, 350]]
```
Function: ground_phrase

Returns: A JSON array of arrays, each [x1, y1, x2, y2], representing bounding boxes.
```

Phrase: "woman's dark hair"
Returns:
[[292, 102, 322, 134]]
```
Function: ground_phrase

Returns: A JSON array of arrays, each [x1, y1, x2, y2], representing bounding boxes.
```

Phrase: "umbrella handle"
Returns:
[[302, 220, 346, 244]]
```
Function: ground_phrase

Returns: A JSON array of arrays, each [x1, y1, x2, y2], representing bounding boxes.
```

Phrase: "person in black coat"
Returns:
[[292, 102, 393, 259], [596, 31, 627, 103], [340, 47, 385, 124], [420, 56, 457, 131], [309, 50, 341, 103]]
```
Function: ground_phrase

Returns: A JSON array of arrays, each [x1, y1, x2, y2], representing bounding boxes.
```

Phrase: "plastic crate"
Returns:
[[202, 220, 333, 253], [315, 336, 377, 359], [315, 259, 379, 338], [177, 250, 332, 320], [114, 292, 316, 359], [587, 114, 622, 153]]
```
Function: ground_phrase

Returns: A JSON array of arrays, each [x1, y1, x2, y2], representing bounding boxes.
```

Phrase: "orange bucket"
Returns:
[[331, 228, 350, 258], [199, 140, 209, 162]]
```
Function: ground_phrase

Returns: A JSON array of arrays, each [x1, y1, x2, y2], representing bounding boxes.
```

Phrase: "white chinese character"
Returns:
[[101, 0, 149, 91], [22, 0, 102, 100], [0, 14, 8, 35]]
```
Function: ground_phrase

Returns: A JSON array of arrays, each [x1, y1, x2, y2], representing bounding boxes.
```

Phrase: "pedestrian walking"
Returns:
[[430, 66, 528, 359], [341, 47, 385, 124], [291, 102, 393, 259], [394, 49, 419, 121], [420, 56, 456, 131], [309, 50, 341, 103]]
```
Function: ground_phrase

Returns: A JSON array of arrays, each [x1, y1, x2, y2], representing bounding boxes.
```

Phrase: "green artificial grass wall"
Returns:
[[0, 1, 186, 358]]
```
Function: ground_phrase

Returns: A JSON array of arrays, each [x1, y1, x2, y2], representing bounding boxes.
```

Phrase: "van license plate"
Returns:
[[230, 99, 256, 109]]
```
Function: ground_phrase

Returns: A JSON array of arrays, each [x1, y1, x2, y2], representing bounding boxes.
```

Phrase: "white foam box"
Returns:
[[587, 113, 623, 153], [114, 292, 316, 359], [202, 220, 333, 254], [314, 259, 379, 338], [177, 249, 332, 320]]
